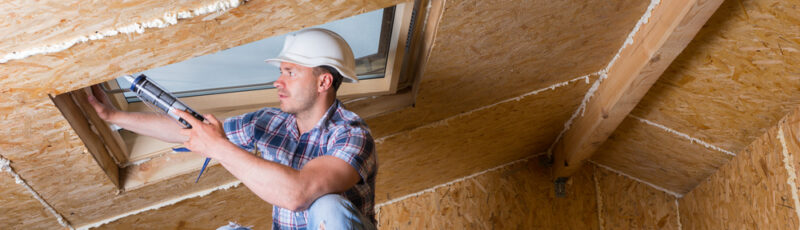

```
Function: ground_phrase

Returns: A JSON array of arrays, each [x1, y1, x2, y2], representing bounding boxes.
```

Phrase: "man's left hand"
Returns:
[[174, 109, 228, 159]]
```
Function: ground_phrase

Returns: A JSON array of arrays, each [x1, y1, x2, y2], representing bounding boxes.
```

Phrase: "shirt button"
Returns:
[[295, 213, 301, 217]]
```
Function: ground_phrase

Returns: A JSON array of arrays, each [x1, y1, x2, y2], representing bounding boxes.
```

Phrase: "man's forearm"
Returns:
[[212, 140, 313, 210], [109, 111, 187, 143]]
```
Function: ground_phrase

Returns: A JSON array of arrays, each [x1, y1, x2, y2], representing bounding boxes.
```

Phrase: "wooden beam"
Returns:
[[50, 93, 121, 188], [552, 0, 724, 178]]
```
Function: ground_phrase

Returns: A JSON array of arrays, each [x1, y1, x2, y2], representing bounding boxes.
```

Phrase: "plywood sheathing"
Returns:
[[1, 0, 226, 60], [94, 184, 273, 230], [0, 1, 402, 227], [377, 158, 599, 229], [629, 0, 800, 155], [0, 164, 63, 229], [784, 110, 800, 224], [677, 112, 800, 229], [0, 0, 403, 103], [0, 98, 241, 226], [375, 75, 596, 202], [592, 116, 733, 194], [594, 164, 679, 229], [365, 0, 651, 138]]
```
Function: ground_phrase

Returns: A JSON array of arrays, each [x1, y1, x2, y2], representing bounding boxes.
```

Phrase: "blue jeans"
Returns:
[[216, 194, 375, 230], [307, 194, 376, 230]]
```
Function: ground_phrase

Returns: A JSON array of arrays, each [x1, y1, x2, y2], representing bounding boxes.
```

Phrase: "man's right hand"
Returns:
[[86, 85, 117, 121], [84, 84, 188, 143]]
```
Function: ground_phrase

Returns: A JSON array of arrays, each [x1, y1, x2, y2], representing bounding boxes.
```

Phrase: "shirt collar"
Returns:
[[286, 100, 341, 138]]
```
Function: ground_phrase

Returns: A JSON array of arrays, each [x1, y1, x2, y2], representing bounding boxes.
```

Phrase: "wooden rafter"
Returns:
[[552, 0, 725, 179]]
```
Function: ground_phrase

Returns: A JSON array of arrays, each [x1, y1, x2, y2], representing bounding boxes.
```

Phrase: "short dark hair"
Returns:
[[313, 66, 344, 91]]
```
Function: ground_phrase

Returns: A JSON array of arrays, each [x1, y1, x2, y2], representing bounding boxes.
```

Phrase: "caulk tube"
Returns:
[[125, 74, 205, 128], [125, 74, 213, 183]]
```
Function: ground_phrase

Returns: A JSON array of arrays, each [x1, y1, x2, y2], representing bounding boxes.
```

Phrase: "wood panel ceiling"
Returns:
[[592, 0, 800, 194], [367, 0, 650, 137], [6, 0, 798, 228]]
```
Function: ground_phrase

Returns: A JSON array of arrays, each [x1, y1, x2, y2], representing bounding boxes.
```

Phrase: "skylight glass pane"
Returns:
[[117, 7, 388, 101]]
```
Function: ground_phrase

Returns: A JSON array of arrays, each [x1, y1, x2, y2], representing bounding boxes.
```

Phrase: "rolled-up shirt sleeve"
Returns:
[[223, 109, 268, 152], [326, 127, 376, 182]]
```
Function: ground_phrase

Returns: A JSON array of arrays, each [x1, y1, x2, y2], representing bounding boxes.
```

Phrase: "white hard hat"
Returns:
[[265, 28, 358, 83]]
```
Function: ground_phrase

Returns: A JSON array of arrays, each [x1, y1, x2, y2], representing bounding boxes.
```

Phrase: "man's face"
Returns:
[[274, 62, 319, 114]]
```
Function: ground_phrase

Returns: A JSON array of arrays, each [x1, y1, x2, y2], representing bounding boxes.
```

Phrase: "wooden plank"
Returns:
[[122, 151, 216, 191], [678, 116, 800, 229], [93, 183, 272, 229], [594, 164, 679, 229], [552, 0, 725, 178], [1, 0, 224, 56], [378, 158, 598, 229], [0, 170, 63, 229], [50, 93, 121, 188], [72, 88, 129, 165]]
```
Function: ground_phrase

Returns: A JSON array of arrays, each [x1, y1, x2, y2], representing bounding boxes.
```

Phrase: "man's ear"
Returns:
[[318, 72, 333, 93]]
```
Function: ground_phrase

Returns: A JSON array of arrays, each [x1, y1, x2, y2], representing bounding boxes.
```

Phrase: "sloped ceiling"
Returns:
[[592, 0, 800, 194], [4, 0, 797, 228]]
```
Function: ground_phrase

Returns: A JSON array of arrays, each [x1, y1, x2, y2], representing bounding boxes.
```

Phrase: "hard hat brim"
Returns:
[[265, 57, 359, 83]]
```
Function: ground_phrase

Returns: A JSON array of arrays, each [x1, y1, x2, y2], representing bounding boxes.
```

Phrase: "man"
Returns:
[[88, 28, 377, 230]]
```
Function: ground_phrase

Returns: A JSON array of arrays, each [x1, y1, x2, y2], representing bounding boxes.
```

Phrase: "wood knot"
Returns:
[[650, 54, 661, 63]]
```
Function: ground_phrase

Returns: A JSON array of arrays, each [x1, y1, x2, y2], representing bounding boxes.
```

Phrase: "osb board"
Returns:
[[2, 0, 222, 54], [375, 76, 595, 202], [678, 121, 799, 229], [365, 0, 651, 138], [0, 99, 242, 227], [591, 116, 733, 194], [95, 184, 273, 230], [0, 171, 61, 229], [0, 0, 402, 103], [784, 107, 800, 204], [377, 158, 598, 229], [630, 0, 800, 153], [593, 165, 679, 230], [0, 0, 401, 227]]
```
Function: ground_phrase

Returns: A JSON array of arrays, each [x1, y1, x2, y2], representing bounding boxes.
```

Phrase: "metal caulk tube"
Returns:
[[124, 74, 211, 183], [125, 74, 205, 127]]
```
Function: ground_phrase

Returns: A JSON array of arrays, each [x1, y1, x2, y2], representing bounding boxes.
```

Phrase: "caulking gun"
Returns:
[[124, 74, 211, 183]]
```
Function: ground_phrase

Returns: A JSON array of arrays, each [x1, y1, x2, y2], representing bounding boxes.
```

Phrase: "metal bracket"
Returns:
[[555, 177, 568, 198], [539, 154, 553, 168]]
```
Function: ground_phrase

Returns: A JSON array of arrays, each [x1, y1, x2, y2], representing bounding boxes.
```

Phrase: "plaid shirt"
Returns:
[[223, 100, 377, 230]]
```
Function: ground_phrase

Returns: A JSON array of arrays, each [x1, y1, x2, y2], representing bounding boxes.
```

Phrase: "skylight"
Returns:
[[116, 7, 392, 101]]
